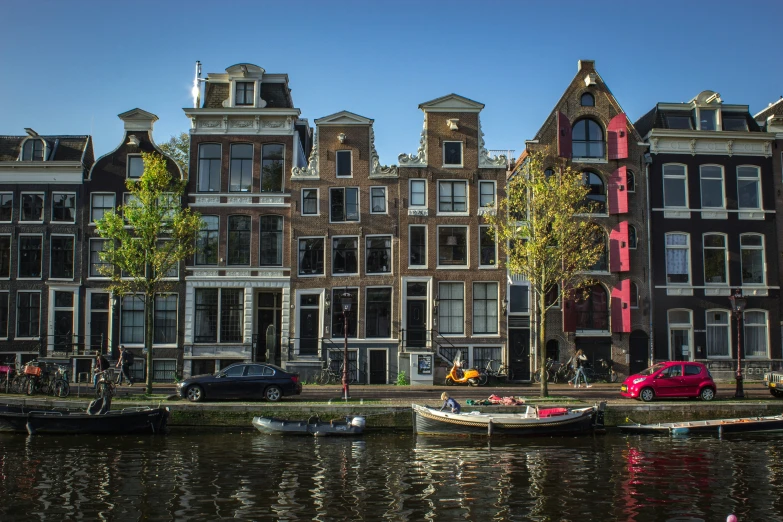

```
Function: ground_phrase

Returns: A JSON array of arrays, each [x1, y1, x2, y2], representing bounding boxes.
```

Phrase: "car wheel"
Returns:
[[699, 387, 715, 401], [265, 385, 282, 402], [770, 389, 783, 399], [187, 385, 204, 403], [640, 388, 655, 402]]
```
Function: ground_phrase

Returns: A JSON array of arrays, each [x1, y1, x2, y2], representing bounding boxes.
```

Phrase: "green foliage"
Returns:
[[396, 371, 410, 386], [158, 132, 190, 177]]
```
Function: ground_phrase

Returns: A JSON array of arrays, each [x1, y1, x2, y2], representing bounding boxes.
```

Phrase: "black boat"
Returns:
[[252, 415, 365, 436], [620, 414, 783, 436], [0, 400, 169, 435]]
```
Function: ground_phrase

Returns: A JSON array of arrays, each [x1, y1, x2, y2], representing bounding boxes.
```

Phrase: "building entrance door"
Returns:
[[369, 350, 387, 384], [670, 329, 690, 361], [406, 301, 426, 348], [508, 328, 530, 381], [629, 330, 649, 374], [257, 292, 281, 363], [299, 294, 320, 356]]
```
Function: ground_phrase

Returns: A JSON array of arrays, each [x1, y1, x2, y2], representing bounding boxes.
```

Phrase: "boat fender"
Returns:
[[350, 417, 366, 429], [488, 419, 494, 437]]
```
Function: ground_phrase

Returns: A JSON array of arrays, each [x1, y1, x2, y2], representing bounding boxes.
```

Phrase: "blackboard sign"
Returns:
[[418, 354, 432, 375]]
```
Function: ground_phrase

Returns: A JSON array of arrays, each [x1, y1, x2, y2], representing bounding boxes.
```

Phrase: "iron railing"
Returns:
[[39, 334, 106, 357]]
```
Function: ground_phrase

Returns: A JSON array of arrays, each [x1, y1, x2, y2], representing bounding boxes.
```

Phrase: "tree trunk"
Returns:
[[538, 291, 548, 397], [145, 261, 154, 395]]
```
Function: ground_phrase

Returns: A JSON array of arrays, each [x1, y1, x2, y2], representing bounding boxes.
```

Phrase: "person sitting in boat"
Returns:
[[93, 353, 110, 390], [440, 392, 461, 414]]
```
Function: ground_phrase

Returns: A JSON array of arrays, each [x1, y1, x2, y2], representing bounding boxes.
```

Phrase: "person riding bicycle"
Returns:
[[440, 392, 461, 413], [93, 353, 110, 390]]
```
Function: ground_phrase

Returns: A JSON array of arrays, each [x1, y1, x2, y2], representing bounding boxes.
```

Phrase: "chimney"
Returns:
[[578, 60, 595, 72], [118, 108, 159, 133]]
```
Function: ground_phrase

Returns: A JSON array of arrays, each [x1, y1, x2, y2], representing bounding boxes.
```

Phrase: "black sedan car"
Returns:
[[177, 363, 302, 402]]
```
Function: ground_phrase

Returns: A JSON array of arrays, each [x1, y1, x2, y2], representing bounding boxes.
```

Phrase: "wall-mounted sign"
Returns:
[[418, 354, 432, 375]]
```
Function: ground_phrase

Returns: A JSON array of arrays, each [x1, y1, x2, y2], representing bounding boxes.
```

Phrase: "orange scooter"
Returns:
[[445, 358, 482, 386]]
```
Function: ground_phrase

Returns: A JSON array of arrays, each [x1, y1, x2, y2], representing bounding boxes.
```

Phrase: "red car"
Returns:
[[621, 361, 716, 402]]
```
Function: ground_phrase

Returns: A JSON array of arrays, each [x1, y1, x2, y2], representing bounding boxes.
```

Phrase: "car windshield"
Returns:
[[640, 363, 666, 376]]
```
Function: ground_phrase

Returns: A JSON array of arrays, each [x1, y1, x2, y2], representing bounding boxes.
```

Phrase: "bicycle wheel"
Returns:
[[478, 370, 489, 386], [316, 370, 330, 385], [27, 378, 37, 396], [54, 379, 70, 398], [532, 369, 541, 383]]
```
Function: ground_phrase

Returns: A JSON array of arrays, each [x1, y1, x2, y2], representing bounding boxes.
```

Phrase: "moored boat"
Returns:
[[0, 403, 169, 435], [253, 415, 365, 436], [412, 403, 604, 437], [620, 414, 783, 436]]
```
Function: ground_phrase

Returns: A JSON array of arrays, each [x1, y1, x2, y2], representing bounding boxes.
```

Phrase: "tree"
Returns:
[[95, 152, 202, 394], [158, 132, 190, 177], [485, 148, 603, 397]]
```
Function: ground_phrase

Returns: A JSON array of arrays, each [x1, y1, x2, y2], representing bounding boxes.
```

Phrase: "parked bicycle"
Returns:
[[582, 358, 618, 383], [316, 359, 357, 385], [478, 359, 511, 385], [25, 362, 70, 398], [95, 369, 117, 399]]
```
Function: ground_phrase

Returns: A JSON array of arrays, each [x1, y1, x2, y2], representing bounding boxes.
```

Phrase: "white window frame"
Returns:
[[261, 143, 286, 193], [18, 233, 43, 280], [16, 290, 42, 339], [438, 281, 465, 336], [667, 309, 693, 362], [437, 180, 469, 215], [193, 287, 245, 344], [331, 235, 360, 277], [153, 293, 179, 347], [370, 186, 387, 214], [478, 225, 497, 268], [472, 281, 499, 336], [329, 187, 360, 223], [229, 143, 254, 193], [628, 224, 638, 250], [662, 164, 689, 209], [442, 141, 464, 168], [0, 192, 12, 223], [51, 192, 76, 224], [19, 137, 47, 161], [408, 224, 427, 269], [157, 239, 179, 279], [705, 309, 731, 359], [298, 236, 326, 277], [127, 154, 144, 179], [90, 192, 116, 224], [696, 107, 720, 131], [698, 164, 725, 209], [702, 233, 728, 286], [736, 165, 762, 211], [49, 233, 75, 281], [365, 234, 392, 275], [743, 309, 769, 359], [629, 282, 639, 309], [478, 180, 497, 209], [48, 287, 78, 354], [89, 238, 111, 279], [336, 150, 353, 178], [197, 143, 222, 193], [436, 225, 469, 269], [626, 170, 636, 193], [739, 233, 766, 286], [20, 192, 45, 223], [365, 286, 394, 340], [120, 294, 146, 346], [664, 232, 691, 285], [0, 290, 8, 339], [409, 179, 427, 208], [233, 80, 257, 107], [301, 188, 319, 216]]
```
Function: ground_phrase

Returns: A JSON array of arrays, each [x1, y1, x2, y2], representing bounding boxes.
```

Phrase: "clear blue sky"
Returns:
[[1, 0, 781, 165]]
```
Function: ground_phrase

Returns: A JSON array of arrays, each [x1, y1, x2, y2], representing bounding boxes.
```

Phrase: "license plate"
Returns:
[[621, 384, 628, 392]]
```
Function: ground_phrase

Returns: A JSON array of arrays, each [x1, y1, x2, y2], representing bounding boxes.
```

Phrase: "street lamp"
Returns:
[[341, 290, 353, 401], [728, 288, 748, 398]]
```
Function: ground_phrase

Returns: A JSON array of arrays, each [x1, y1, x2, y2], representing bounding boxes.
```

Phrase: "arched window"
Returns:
[[628, 225, 637, 249], [21, 139, 44, 161], [630, 282, 639, 308], [627, 170, 636, 192], [544, 168, 554, 179], [589, 227, 608, 272], [575, 284, 608, 331], [580, 92, 595, 107], [572, 118, 604, 158], [582, 171, 606, 213]]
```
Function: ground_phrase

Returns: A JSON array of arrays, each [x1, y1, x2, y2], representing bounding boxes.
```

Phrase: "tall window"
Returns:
[[121, 296, 145, 344], [22, 139, 44, 161], [703, 234, 727, 284], [630, 282, 639, 308], [19, 236, 42, 278], [479, 226, 496, 266], [473, 282, 498, 334], [198, 143, 221, 192], [336, 151, 352, 177], [438, 181, 467, 212], [572, 118, 604, 158], [371, 187, 386, 213], [220, 289, 244, 342], [663, 164, 688, 208], [332, 237, 359, 275], [89, 239, 110, 277], [627, 170, 636, 192], [665, 233, 690, 284], [302, 189, 318, 215], [438, 282, 464, 334], [0, 193, 12, 222], [580, 92, 595, 107], [128, 155, 144, 179], [366, 288, 392, 338], [331, 288, 358, 338], [366, 236, 391, 274], [196, 216, 219, 265], [227, 215, 251, 265], [259, 216, 283, 266], [698, 109, 716, 131], [409, 225, 426, 267], [744, 310, 768, 357], [410, 180, 426, 207], [229, 144, 253, 192], [21, 193, 44, 221], [737, 166, 761, 210], [154, 294, 178, 344], [0, 293, 7, 338], [330, 187, 359, 222], [740, 234, 765, 285], [16, 292, 40, 337], [628, 225, 638, 249], [575, 284, 608, 331], [438, 226, 468, 266], [50, 236, 74, 279], [699, 165, 724, 208], [298, 238, 324, 275], [52, 193, 76, 222], [706, 310, 730, 357], [194, 289, 218, 342], [0, 236, 9, 278], [91, 193, 115, 223], [156, 240, 178, 278], [479, 181, 496, 208], [582, 172, 606, 213], [261, 144, 284, 192], [235, 81, 254, 105], [589, 228, 608, 272], [443, 142, 463, 166]]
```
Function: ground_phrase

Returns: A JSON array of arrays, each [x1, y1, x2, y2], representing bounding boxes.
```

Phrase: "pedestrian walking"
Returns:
[[569, 349, 591, 388], [116, 345, 134, 386]]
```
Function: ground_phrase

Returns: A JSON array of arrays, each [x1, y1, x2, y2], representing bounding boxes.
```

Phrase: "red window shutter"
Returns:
[[608, 166, 628, 214], [557, 112, 572, 159], [611, 280, 631, 333], [562, 296, 576, 332], [607, 113, 628, 160], [609, 221, 630, 272]]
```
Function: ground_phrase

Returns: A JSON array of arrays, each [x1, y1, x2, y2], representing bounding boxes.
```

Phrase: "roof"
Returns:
[[634, 104, 762, 135], [754, 97, 783, 121], [418, 93, 484, 112], [201, 81, 293, 109], [0, 135, 93, 163]]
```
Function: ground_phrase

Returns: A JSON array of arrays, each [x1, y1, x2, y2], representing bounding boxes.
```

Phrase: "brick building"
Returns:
[[522, 60, 651, 379]]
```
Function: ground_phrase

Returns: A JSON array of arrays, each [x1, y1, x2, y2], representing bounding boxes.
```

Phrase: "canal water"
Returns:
[[1, 430, 782, 521]]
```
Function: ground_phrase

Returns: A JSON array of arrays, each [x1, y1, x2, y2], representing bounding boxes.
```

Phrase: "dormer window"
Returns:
[[722, 114, 748, 131], [665, 114, 693, 129], [698, 109, 717, 131], [235, 82, 255, 106], [443, 142, 463, 167], [21, 139, 44, 161], [580, 92, 595, 107], [128, 155, 144, 179]]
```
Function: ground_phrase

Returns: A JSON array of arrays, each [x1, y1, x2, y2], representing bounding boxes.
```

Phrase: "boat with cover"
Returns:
[[252, 415, 365, 436], [412, 403, 604, 436], [0, 397, 169, 435], [620, 414, 783, 436]]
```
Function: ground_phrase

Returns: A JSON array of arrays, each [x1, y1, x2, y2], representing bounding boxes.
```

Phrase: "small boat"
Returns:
[[412, 403, 604, 437], [620, 414, 783, 436], [0, 400, 169, 435], [252, 415, 365, 436]]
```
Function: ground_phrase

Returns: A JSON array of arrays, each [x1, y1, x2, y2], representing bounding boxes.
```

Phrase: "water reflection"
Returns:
[[1, 432, 783, 521]]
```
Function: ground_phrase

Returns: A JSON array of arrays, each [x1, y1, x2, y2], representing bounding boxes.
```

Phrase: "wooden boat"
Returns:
[[411, 403, 604, 437], [620, 414, 783, 436], [252, 415, 365, 436], [0, 403, 169, 435]]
